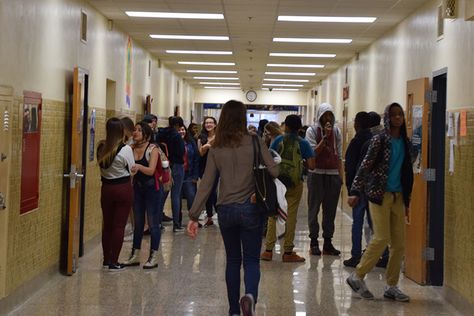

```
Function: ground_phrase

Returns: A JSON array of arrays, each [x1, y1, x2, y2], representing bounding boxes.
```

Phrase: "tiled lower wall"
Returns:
[[444, 110, 474, 305], [6, 98, 68, 293]]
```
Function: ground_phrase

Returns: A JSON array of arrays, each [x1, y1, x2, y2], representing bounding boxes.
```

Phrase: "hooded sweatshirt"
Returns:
[[306, 102, 342, 175], [350, 103, 414, 207], [157, 127, 185, 164]]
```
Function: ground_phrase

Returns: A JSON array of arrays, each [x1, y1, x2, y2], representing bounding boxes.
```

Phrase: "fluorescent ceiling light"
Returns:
[[193, 77, 239, 80], [267, 63, 324, 68], [273, 38, 352, 44], [166, 50, 232, 55], [204, 86, 241, 90], [264, 78, 309, 82], [278, 16, 376, 23], [199, 82, 240, 85], [263, 88, 299, 91], [150, 35, 229, 41], [178, 61, 235, 66], [270, 53, 336, 58], [263, 84, 304, 87], [265, 72, 315, 76], [126, 12, 224, 19], [187, 70, 237, 74]]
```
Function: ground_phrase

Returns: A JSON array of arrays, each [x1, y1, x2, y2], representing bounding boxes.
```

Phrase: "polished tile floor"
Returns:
[[10, 194, 463, 315]]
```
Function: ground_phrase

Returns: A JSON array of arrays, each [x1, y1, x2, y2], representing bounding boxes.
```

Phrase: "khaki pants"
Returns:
[[265, 182, 303, 253], [356, 192, 406, 286]]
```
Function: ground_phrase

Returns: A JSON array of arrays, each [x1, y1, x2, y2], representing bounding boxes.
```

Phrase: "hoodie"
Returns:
[[306, 102, 342, 174], [157, 127, 185, 164], [350, 103, 414, 207]]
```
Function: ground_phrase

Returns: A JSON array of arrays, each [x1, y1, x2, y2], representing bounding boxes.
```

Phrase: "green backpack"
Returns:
[[277, 135, 303, 188]]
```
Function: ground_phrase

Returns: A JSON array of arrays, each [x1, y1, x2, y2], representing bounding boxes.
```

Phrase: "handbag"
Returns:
[[252, 135, 278, 217]]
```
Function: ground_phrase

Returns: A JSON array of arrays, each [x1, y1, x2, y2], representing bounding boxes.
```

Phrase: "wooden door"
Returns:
[[0, 86, 13, 298], [405, 78, 429, 284], [64, 68, 87, 275]]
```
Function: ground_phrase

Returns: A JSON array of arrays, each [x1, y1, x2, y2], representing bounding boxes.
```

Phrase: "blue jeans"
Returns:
[[171, 163, 184, 226], [133, 179, 163, 251], [217, 200, 263, 315], [181, 176, 197, 211], [351, 194, 371, 258]]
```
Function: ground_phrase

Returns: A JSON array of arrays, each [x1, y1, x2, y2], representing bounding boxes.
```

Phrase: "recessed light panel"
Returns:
[[262, 84, 304, 87], [199, 82, 240, 85], [270, 53, 336, 58], [187, 70, 237, 74], [263, 88, 299, 91], [178, 61, 235, 66], [193, 77, 239, 80], [150, 35, 229, 41], [273, 38, 352, 43], [278, 16, 376, 23], [166, 50, 232, 55], [204, 86, 241, 89], [126, 12, 224, 19], [267, 64, 324, 68], [264, 78, 309, 82], [265, 72, 315, 76]]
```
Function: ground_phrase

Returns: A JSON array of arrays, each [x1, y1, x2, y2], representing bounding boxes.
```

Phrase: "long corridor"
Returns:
[[9, 189, 462, 316]]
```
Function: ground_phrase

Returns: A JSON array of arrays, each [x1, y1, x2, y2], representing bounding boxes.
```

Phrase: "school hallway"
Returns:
[[7, 191, 462, 316]]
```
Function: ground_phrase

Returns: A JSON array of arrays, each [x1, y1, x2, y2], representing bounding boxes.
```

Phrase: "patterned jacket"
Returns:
[[350, 104, 414, 207]]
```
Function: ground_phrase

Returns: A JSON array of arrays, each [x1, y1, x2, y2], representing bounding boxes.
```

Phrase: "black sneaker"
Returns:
[[323, 243, 341, 256], [376, 257, 388, 268], [173, 225, 185, 232], [107, 263, 125, 271], [309, 246, 321, 256], [343, 256, 361, 268], [162, 213, 172, 222], [102, 261, 111, 269]]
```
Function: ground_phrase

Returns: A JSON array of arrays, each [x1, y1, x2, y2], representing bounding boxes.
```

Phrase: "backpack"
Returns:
[[276, 135, 303, 188], [146, 144, 173, 192]]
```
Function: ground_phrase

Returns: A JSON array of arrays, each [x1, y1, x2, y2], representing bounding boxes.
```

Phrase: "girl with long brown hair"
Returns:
[[97, 117, 135, 271], [187, 100, 278, 316]]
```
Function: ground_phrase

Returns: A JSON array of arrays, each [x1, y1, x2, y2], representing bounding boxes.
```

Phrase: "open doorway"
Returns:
[[428, 69, 447, 286]]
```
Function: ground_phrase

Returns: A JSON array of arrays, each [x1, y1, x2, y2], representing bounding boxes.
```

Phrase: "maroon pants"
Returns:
[[101, 181, 133, 264]]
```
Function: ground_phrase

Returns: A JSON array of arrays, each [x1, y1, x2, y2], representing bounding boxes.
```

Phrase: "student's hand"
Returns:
[[131, 165, 140, 173], [347, 196, 359, 207], [405, 207, 410, 223], [187, 220, 199, 239], [250, 193, 257, 204]]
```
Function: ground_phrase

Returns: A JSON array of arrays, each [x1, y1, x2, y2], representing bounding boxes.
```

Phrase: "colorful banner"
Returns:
[[125, 36, 132, 108]]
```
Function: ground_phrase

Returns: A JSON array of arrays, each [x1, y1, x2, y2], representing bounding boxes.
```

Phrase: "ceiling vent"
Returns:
[[442, 0, 457, 19]]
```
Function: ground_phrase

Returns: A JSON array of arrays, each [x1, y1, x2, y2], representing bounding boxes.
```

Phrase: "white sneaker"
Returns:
[[123, 248, 140, 266], [143, 250, 159, 269]]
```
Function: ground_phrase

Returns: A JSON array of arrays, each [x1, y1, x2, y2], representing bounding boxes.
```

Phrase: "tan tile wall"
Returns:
[[444, 110, 474, 305], [83, 108, 106, 243], [6, 98, 67, 293]]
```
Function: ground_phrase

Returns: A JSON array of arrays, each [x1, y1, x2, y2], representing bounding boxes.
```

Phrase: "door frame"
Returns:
[[79, 72, 89, 257], [428, 68, 447, 286]]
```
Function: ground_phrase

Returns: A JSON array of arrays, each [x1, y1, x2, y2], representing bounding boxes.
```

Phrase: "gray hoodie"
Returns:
[[305, 102, 342, 175]]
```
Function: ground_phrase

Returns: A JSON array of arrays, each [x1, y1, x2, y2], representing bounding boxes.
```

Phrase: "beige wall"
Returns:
[[313, 0, 474, 305], [0, 0, 195, 300]]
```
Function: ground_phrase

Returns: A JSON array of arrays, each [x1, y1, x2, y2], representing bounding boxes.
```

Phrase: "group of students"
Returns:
[[97, 99, 414, 315], [96, 113, 220, 271]]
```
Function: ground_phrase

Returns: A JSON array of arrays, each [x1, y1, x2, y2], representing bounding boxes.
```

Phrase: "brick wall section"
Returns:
[[7, 98, 67, 293], [444, 110, 474, 305]]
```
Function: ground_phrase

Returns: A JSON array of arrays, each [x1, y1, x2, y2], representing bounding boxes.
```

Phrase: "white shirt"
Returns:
[[100, 145, 135, 179]]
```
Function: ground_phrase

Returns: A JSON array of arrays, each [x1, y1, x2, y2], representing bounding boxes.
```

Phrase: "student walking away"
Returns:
[[261, 115, 315, 263], [97, 117, 135, 271], [157, 116, 186, 232], [346, 103, 414, 302], [187, 100, 278, 316], [343, 112, 372, 267], [198, 116, 218, 226], [122, 121, 163, 269], [305, 102, 343, 256], [178, 125, 200, 223]]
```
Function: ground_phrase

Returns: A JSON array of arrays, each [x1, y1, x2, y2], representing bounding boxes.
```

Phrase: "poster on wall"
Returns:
[[125, 36, 132, 108], [89, 109, 96, 162], [411, 105, 423, 174]]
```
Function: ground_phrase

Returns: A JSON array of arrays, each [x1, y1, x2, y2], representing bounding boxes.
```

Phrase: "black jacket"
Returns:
[[157, 127, 185, 165], [344, 129, 372, 192]]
